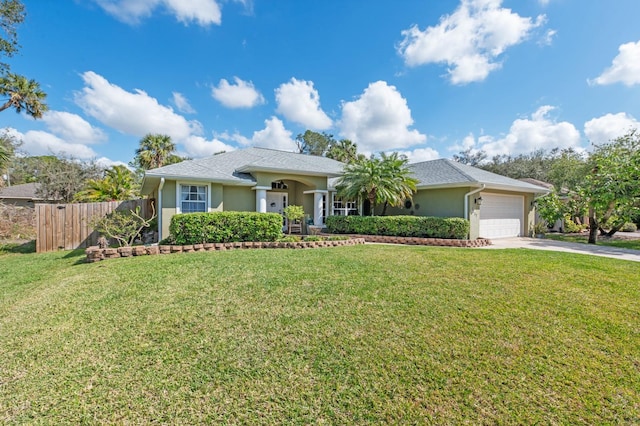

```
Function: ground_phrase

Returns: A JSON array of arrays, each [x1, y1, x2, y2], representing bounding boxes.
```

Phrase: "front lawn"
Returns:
[[544, 233, 640, 250], [1, 245, 638, 423]]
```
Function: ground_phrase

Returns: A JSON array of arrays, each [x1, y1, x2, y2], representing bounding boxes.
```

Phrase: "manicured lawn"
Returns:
[[1, 245, 639, 423], [545, 233, 640, 250]]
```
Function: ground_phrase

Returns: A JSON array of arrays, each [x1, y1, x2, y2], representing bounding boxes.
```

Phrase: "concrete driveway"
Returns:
[[479, 237, 640, 263]]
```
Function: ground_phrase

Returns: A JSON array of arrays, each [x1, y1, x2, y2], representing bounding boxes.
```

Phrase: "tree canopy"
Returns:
[[131, 134, 184, 171], [0, 1, 47, 117], [74, 165, 138, 202], [582, 130, 640, 243]]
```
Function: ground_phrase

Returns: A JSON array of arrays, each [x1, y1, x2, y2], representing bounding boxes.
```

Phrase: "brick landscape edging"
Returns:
[[85, 238, 366, 262], [342, 234, 491, 247]]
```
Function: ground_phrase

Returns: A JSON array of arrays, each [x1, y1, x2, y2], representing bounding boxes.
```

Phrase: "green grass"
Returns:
[[545, 233, 640, 250], [1, 245, 639, 423]]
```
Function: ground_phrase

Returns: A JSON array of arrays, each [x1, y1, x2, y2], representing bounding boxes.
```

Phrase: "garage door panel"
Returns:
[[479, 193, 523, 239]]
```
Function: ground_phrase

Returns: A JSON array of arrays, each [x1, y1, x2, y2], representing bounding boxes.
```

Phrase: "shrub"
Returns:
[[622, 222, 637, 232], [169, 212, 283, 244], [563, 217, 582, 233], [0, 203, 35, 240], [325, 215, 469, 239], [92, 206, 156, 247]]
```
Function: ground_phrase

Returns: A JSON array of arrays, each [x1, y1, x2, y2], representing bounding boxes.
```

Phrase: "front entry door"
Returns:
[[266, 192, 288, 230]]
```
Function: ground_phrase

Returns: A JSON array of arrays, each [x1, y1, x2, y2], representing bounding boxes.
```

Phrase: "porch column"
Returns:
[[314, 192, 325, 226], [253, 186, 270, 213]]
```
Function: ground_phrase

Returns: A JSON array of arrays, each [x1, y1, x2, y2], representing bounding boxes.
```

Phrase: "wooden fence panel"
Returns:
[[35, 199, 153, 253]]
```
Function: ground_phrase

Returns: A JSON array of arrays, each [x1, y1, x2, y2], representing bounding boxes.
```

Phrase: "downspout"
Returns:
[[157, 178, 165, 242], [464, 184, 485, 220]]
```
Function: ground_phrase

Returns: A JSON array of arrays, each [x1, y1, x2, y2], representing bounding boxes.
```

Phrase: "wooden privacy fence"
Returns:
[[35, 199, 154, 253]]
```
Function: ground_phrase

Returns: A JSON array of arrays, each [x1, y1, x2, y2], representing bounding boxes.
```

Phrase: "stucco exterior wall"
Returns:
[[254, 172, 327, 190], [160, 180, 176, 240], [223, 186, 255, 212], [383, 187, 469, 218]]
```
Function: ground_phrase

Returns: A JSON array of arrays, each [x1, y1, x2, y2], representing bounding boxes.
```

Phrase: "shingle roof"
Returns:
[[0, 182, 42, 200], [409, 159, 549, 193], [142, 147, 345, 193]]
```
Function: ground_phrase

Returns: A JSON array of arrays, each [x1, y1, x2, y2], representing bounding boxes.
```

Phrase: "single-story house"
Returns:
[[0, 182, 45, 207], [141, 148, 549, 240]]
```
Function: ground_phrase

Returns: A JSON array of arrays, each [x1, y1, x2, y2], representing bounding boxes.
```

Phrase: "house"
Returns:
[[0, 183, 45, 207], [382, 159, 549, 239], [141, 148, 549, 241], [141, 148, 344, 241]]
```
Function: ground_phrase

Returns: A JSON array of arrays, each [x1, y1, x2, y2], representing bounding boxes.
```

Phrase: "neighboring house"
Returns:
[[141, 148, 549, 241], [0, 183, 45, 207]]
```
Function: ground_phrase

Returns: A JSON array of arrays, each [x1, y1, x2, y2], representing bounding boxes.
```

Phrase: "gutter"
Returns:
[[157, 177, 165, 241], [464, 184, 485, 220]]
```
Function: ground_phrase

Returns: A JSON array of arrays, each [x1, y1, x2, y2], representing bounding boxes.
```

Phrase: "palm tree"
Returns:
[[335, 152, 418, 216], [0, 72, 48, 118], [75, 165, 137, 202], [133, 134, 178, 170]]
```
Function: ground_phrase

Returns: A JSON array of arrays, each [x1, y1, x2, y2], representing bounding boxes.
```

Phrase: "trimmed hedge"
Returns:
[[169, 212, 283, 244], [325, 215, 470, 240]]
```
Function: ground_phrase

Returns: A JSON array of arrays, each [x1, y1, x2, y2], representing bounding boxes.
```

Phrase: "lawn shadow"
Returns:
[[0, 240, 36, 254]]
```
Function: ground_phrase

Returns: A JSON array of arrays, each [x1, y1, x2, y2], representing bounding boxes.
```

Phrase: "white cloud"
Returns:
[[4, 127, 98, 159], [250, 117, 297, 151], [398, 147, 441, 163], [397, 0, 545, 84], [95, 157, 130, 169], [211, 77, 265, 109], [275, 78, 332, 130], [468, 105, 581, 157], [172, 92, 196, 114], [92, 0, 221, 26], [41, 111, 107, 144], [338, 81, 426, 152], [75, 71, 201, 141], [584, 113, 640, 145], [181, 135, 236, 157], [589, 40, 640, 86]]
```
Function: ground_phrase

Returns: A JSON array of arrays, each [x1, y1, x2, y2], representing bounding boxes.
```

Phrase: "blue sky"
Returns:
[[3, 0, 640, 166]]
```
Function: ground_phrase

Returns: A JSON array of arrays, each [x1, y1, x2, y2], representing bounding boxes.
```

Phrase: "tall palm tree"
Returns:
[[0, 72, 48, 118], [335, 152, 418, 216], [133, 134, 178, 170]]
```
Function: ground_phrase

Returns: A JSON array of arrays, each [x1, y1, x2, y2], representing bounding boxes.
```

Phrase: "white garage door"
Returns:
[[479, 193, 524, 239]]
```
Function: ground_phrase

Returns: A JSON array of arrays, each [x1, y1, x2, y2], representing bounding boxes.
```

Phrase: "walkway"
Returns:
[[480, 237, 640, 263]]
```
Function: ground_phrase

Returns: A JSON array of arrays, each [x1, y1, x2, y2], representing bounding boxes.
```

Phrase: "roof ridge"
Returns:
[[442, 158, 478, 183]]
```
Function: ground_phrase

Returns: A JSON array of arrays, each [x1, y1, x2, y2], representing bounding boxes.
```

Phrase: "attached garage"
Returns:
[[479, 193, 524, 239]]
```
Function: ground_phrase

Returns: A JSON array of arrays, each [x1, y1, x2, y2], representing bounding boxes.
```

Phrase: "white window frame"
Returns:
[[331, 193, 358, 216], [176, 182, 211, 214]]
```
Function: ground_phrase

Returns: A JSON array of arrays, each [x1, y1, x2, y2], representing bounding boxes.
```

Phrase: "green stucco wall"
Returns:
[[160, 180, 176, 240], [254, 172, 327, 190], [223, 186, 255, 212]]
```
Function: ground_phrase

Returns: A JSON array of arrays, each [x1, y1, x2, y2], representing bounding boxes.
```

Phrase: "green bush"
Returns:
[[622, 222, 637, 232], [562, 217, 583, 233], [169, 212, 283, 244], [325, 215, 470, 239]]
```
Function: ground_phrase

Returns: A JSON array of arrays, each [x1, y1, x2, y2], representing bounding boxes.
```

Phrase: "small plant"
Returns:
[[92, 205, 156, 247], [283, 205, 305, 234], [533, 222, 547, 236], [303, 235, 322, 242], [622, 222, 637, 232], [278, 235, 301, 242]]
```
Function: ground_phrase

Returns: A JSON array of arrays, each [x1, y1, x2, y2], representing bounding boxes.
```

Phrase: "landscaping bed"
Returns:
[[85, 237, 366, 262]]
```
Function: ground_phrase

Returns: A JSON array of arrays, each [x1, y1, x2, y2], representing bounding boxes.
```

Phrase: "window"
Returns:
[[180, 185, 207, 213], [332, 195, 358, 216]]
